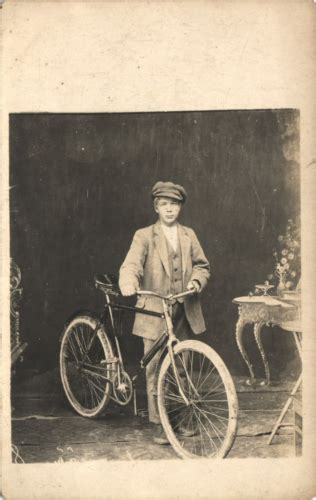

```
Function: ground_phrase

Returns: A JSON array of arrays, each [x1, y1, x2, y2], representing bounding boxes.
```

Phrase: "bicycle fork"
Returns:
[[162, 300, 191, 407]]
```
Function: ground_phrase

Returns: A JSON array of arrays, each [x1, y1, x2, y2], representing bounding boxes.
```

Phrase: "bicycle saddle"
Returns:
[[94, 273, 121, 295]]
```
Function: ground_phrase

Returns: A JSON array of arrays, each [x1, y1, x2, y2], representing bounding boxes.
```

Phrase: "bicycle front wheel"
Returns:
[[60, 314, 114, 417], [157, 340, 238, 459]]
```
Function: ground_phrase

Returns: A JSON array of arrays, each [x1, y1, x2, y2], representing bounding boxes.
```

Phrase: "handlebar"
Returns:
[[136, 289, 197, 301], [94, 273, 198, 300]]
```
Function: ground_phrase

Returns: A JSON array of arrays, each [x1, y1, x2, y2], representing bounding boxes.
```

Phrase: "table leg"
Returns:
[[254, 321, 270, 385], [235, 317, 256, 385]]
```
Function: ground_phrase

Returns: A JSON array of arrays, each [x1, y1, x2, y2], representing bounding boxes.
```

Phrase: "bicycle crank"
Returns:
[[112, 371, 133, 406]]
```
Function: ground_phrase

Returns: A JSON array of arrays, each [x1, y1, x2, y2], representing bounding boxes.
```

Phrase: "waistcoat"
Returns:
[[165, 236, 184, 298]]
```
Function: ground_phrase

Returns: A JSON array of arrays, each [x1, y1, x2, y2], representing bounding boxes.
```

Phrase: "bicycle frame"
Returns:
[[97, 288, 194, 406]]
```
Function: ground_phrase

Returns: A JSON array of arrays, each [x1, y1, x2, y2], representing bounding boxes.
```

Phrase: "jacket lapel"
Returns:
[[178, 224, 191, 276], [153, 222, 170, 278]]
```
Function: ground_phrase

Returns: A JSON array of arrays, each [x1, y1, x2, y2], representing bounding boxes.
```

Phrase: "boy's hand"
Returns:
[[187, 280, 201, 293], [120, 285, 137, 296]]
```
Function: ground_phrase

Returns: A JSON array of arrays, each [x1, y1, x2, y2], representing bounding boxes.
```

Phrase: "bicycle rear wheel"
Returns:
[[157, 340, 238, 459], [60, 314, 114, 417]]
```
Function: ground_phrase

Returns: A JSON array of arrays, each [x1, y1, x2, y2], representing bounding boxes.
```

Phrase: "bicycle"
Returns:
[[59, 274, 238, 459]]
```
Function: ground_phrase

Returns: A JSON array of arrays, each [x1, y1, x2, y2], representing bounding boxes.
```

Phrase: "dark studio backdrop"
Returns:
[[10, 110, 300, 385]]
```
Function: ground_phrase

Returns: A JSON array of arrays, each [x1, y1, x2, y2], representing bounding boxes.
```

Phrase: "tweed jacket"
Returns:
[[119, 221, 210, 340]]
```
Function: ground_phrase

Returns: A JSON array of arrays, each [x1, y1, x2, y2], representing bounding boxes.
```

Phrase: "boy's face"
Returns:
[[155, 197, 182, 226]]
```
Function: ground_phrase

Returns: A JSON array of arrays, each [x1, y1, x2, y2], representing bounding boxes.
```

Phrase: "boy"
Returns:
[[119, 181, 210, 444]]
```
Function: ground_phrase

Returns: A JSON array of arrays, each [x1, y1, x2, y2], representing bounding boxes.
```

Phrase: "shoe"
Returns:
[[153, 425, 170, 445], [177, 425, 198, 437]]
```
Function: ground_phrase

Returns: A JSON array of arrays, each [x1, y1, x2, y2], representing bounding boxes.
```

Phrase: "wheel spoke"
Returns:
[[86, 330, 98, 357], [82, 362, 109, 373], [193, 406, 209, 456], [82, 367, 109, 382], [72, 329, 86, 358], [204, 376, 226, 395], [67, 335, 80, 362], [163, 392, 187, 405], [194, 408, 219, 454], [165, 371, 178, 388], [79, 325, 88, 352], [196, 405, 229, 422], [89, 377, 105, 405], [195, 352, 206, 391], [165, 404, 188, 417], [196, 363, 217, 393], [171, 406, 191, 429], [194, 403, 227, 439], [85, 376, 98, 407]]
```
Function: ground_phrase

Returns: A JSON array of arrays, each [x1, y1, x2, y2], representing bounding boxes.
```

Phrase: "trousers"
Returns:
[[143, 302, 192, 424]]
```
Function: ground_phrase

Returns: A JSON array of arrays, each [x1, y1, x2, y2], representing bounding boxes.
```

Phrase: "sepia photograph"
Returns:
[[1, 1, 315, 499], [10, 109, 301, 463]]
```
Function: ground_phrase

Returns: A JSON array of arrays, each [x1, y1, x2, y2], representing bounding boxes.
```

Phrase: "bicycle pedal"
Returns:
[[137, 409, 148, 418]]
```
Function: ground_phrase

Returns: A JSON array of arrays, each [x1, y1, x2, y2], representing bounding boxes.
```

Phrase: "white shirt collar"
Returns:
[[161, 223, 178, 251]]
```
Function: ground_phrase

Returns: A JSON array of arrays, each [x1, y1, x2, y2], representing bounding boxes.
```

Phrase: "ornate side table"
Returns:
[[232, 295, 299, 385]]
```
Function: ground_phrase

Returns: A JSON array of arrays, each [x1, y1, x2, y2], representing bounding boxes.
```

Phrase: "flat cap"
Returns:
[[152, 181, 187, 203]]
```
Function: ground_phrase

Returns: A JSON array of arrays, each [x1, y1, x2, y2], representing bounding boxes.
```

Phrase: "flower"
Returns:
[[266, 219, 301, 290]]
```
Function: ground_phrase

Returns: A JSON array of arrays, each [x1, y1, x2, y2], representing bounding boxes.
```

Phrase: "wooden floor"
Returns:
[[11, 369, 300, 463]]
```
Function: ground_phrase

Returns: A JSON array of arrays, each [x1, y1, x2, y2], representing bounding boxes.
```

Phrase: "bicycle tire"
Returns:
[[157, 339, 238, 459], [60, 314, 114, 417]]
